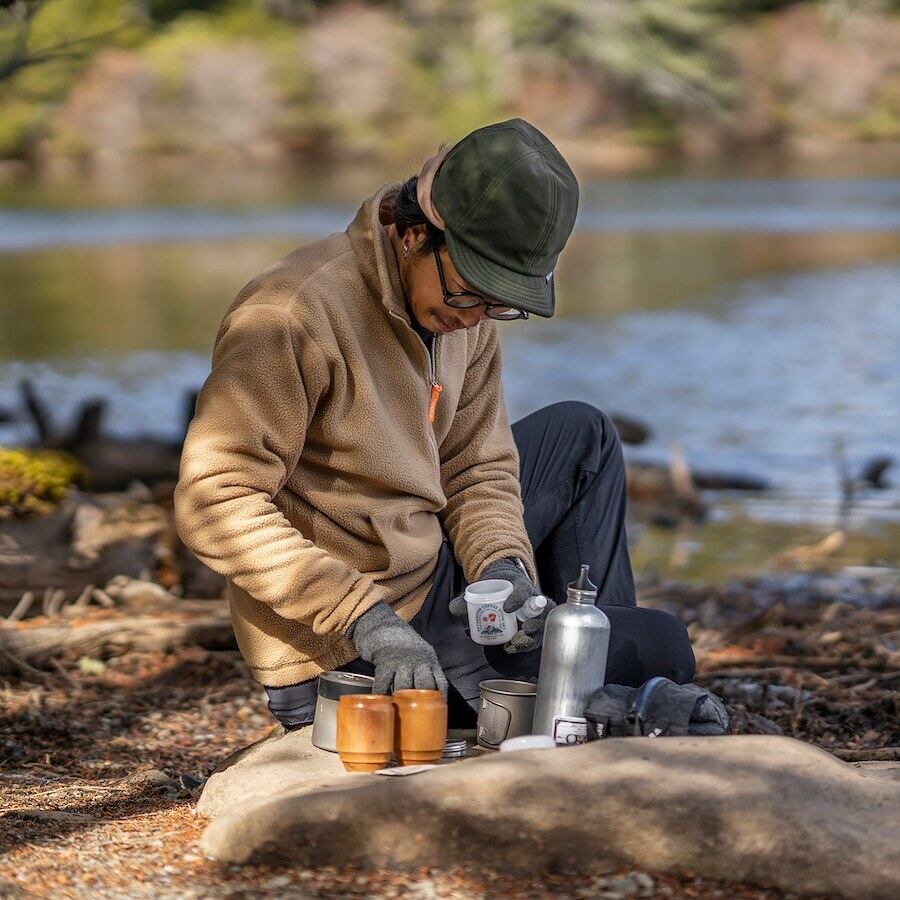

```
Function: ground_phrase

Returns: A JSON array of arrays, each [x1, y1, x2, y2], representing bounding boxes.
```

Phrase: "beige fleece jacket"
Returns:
[[174, 185, 537, 686]]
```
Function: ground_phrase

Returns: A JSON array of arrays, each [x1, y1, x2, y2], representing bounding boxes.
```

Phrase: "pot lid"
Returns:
[[317, 671, 375, 701]]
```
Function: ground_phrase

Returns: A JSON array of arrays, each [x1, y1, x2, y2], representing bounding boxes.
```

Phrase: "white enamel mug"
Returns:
[[464, 579, 516, 645]]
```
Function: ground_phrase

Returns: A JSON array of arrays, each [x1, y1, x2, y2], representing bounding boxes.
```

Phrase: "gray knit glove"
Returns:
[[348, 602, 448, 695], [449, 558, 556, 654]]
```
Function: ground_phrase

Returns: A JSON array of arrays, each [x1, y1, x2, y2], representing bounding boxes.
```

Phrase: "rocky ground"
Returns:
[[643, 575, 899, 759], [1, 572, 896, 899], [0, 645, 785, 900]]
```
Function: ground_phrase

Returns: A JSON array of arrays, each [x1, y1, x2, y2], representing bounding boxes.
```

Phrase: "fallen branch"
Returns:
[[0, 609, 234, 674], [669, 441, 703, 514], [698, 668, 834, 689], [5, 591, 35, 622], [690, 470, 768, 491], [771, 530, 846, 571], [720, 601, 786, 645], [17, 378, 183, 491], [609, 413, 650, 445], [0, 644, 58, 683], [833, 747, 900, 762], [702, 654, 888, 673], [858, 455, 893, 489]]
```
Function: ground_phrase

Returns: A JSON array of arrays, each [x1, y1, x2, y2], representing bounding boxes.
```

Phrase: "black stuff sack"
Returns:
[[585, 676, 730, 739]]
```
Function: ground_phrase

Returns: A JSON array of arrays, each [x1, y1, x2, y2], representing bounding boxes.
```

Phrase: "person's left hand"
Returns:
[[449, 557, 555, 654]]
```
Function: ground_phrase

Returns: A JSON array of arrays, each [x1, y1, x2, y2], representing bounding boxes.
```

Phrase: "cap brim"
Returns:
[[444, 230, 556, 318]]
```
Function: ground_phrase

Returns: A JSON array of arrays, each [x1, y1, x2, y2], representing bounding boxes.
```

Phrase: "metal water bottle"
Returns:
[[532, 565, 611, 745]]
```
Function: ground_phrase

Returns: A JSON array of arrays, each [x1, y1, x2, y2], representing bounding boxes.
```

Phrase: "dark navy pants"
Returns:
[[265, 402, 695, 727]]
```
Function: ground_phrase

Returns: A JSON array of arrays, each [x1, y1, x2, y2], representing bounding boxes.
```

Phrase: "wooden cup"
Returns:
[[336, 694, 395, 773], [392, 689, 448, 766]]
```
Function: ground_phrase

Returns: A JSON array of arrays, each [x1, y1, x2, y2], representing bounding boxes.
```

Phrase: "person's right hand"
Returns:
[[348, 602, 448, 696], [449, 557, 553, 654]]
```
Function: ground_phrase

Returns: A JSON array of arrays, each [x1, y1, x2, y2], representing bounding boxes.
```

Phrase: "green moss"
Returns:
[[631, 515, 900, 585], [856, 84, 900, 142], [0, 100, 46, 158], [0, 448, 87, 516]]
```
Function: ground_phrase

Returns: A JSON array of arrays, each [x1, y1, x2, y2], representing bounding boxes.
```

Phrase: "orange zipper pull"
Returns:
[[428, 383, 443, 423]]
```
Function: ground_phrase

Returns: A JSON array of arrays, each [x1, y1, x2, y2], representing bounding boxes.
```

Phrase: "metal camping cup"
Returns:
[[312, 671, 375, 752], [477, 679, 537, 749], [465, 579, 516, 645]]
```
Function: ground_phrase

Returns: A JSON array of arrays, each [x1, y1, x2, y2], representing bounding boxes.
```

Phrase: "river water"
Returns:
[[0, 167, 898, 527]]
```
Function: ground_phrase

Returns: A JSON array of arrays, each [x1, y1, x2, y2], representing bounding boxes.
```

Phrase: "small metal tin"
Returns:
[[312, 671, 375, 752]]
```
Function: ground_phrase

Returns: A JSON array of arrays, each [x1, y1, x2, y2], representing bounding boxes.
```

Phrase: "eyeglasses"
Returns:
[[432, 247, 528, 321]]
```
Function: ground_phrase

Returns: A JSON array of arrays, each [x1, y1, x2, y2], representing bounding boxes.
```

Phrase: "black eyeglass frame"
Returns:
[[432, 246, 528, 321]]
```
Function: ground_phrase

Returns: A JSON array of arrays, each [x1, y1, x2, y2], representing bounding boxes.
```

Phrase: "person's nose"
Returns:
[[456, 305, 486, 329]]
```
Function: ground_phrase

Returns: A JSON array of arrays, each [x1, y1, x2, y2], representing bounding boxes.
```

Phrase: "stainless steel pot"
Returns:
[[477, 679, 537, 749], [311, 671, 375, 752]]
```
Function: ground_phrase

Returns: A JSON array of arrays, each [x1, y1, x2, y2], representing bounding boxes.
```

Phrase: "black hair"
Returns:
[[393, 176, 445, 254]]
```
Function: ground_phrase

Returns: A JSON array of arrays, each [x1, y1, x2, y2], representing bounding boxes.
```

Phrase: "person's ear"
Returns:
[[407, 224, 428, 252]]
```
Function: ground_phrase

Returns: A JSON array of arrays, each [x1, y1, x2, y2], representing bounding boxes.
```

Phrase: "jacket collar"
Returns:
[[346, 184, 410, 322]]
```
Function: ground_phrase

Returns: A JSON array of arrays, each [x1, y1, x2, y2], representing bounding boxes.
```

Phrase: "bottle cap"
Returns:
[[531, 595, 548, 611], [567, 564, 598, 603]]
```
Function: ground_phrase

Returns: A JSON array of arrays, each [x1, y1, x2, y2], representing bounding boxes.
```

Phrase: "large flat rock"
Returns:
[[200, 735, 900, 900], [198, 725, 479, 819], [198, 726, 360, 819]]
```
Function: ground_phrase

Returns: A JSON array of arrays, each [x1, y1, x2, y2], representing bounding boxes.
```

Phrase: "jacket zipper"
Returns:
[[421, 332, 441, 470], [388, 311, 442, 467], [428, 334, 443, 423]]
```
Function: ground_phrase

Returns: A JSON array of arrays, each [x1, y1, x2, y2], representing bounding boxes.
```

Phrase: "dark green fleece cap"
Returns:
[[430, 119, 579, 318]]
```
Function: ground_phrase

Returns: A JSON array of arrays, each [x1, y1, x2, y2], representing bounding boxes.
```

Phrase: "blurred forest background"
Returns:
[[0, 0, 898, 171]]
